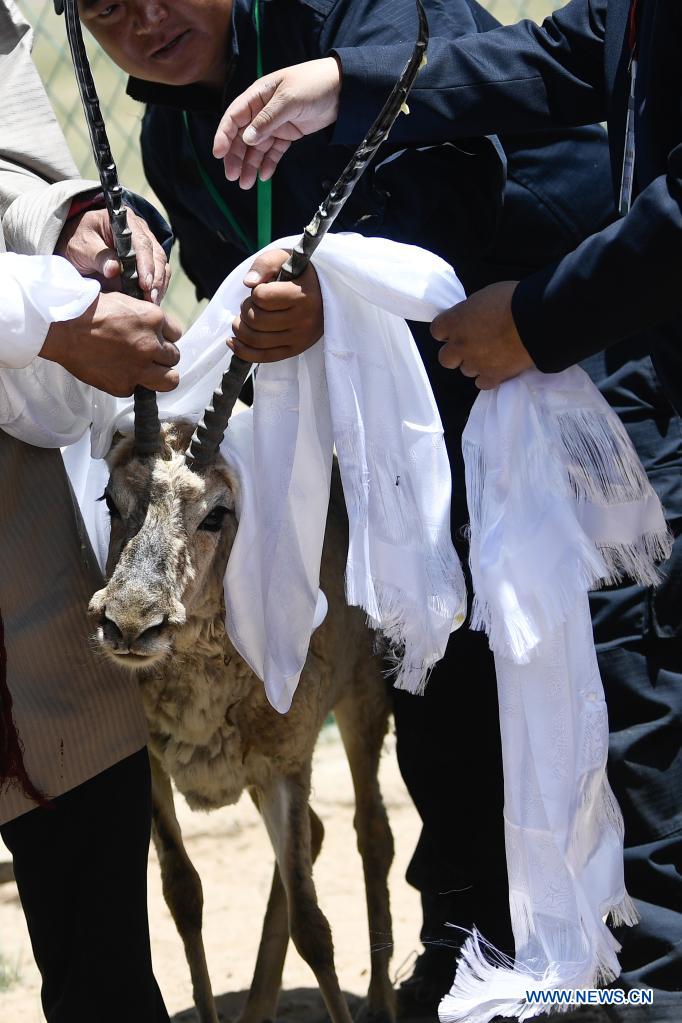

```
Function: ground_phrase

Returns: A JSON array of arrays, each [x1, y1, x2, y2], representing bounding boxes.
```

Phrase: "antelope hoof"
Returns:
[[354, 1005, 395, 1023]]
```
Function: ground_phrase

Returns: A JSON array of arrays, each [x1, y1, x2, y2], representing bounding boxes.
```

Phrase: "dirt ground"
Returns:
[[0, 726, 610, 1023], [0, 726, 426, 1022]]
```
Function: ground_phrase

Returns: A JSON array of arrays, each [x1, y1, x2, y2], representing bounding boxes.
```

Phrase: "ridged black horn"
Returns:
[[185, 355, 251, 470], [58, 0, 161, 458], [133, 385, 162, 457]]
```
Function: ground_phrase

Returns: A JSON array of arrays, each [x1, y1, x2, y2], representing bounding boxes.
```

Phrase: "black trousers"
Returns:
[[594, 536, 682, 1001], [393, 627, 513, 964], [1, 748, 170, 1023]]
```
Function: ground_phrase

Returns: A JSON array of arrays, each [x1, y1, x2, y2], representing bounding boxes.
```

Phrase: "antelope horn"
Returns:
[[185, 0, 429, 471], [56, 0, 161, 457]]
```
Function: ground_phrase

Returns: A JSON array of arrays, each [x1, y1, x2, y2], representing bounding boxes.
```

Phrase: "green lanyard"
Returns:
[[182, 0, 272, 254], [253, 0, 272, 247]]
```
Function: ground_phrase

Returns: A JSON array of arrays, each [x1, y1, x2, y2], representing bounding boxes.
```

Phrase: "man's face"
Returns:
[[79, 1, 233, 89]]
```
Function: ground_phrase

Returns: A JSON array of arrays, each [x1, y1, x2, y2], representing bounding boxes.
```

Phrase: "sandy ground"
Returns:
[[0, 727, 426, 1022], [0, 726, 608, 1023]]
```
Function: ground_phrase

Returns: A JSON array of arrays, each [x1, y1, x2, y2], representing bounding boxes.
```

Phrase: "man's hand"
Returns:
[[55, 207, 171, 302], [213, 58, 342, 189], [431, 281, 535, 390], [230, 248, 323, 363], [40, 292, 182, 397]]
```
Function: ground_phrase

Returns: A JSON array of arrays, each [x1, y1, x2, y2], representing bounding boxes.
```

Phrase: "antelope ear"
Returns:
[[223, 469, 239, 513], [224, 483, 237, 512]]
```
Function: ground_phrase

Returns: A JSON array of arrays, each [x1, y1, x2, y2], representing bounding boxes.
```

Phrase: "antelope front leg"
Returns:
[[237, 862, 287, 1023], [335, 690, 395, 1023], [150, 754, 219, 1023], [239, 791, 327, 1023], [259, 773, 353, 1023]]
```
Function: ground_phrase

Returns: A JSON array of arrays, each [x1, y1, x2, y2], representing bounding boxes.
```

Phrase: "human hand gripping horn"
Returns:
[[185, 0, 430, 470], [54, 0, 162, 457]]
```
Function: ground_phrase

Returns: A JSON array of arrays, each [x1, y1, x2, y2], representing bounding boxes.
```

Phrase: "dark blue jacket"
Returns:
[[333, 0, 682, 413], [131, 0, 613, 302]]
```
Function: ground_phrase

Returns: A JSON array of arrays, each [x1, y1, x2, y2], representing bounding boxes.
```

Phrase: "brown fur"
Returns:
[[90, 422, 395, 1023]]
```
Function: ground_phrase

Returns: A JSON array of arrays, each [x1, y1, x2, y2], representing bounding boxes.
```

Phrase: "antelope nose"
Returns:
[[101, 611, 167, 651]]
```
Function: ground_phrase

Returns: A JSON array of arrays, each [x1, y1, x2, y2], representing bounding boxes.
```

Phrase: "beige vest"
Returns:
[[0, 432, 148, 823]]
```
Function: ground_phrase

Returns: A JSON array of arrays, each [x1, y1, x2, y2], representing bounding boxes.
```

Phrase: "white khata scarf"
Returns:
[[440, 369, 671, 1022], [0, 234, 671, 1018], [217, 234, 468, 710]]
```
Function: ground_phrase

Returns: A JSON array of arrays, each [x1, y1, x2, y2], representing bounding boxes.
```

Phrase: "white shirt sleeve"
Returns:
[[0, 252, 100, 368]]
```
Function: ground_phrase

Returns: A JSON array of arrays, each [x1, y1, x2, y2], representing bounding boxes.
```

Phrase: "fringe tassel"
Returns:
[[338, 420, 466, 689], [364, 579, 456, 695], [591, 777, 639, 934], [556, 409, 651, 505], [437, 930, 564, 1023], [462, 439, 485, 536], [595, 531, 673, 588], [438, 917, 629, 1023], [610, 892, 640, 929], [467, 536, 605, 663], [0, 609, 49, 807], [468, 589, 540, 664], [464, 413, 672, 663], [469, 526, 672, 662]]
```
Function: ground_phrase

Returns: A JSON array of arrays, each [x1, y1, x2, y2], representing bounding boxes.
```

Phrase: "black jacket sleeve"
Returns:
[[330, 0, 682, 371], [330, 0, 608, 145], [121, 189, 173, 259], [513, 143, 682, 370]]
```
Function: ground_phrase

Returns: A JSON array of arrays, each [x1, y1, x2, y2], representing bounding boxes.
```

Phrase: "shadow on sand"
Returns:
[[172, 987, 365, 1023]]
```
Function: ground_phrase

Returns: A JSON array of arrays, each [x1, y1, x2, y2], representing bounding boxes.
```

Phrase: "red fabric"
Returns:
[[0, 609, 50, 807], [66, 190, 105, 222], [628, 0, 641, 56]]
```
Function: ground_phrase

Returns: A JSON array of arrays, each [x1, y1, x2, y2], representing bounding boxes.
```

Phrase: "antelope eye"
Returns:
[[98, 490, 121, 520], [198, 506, 230, 532]]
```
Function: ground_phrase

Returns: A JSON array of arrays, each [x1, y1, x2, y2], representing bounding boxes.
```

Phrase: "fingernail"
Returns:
[[244, 271, 260, 286], [151, 288, 159, 304], [242, 126, 258, 145], [103, 259, 119, 276], [145, 272, 153, 289], [226, 338, 235, 351]]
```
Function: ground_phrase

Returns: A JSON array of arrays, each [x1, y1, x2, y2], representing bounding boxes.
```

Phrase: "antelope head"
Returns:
[[90, 367, 244, 669]]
